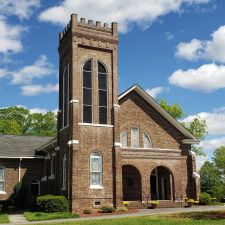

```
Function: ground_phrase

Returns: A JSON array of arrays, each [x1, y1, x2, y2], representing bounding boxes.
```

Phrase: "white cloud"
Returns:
[[0, 17, 24, 54], [165, 32, 174, 40], [175, 25, 225, 63], [169, 63, 225, 92], [0, 0, 40, 19], [21, 83, 58, 96], [146, 87, 168, 98], [11, 55, 55, 85], [199, 136, 225, 151], [182, 106, 225, 136], [0, 69, 7, 78], [38, 0, 210, 33], [175, 39, 203, 60], [196, 156, 208, 171], [29, 107, 58, 114]]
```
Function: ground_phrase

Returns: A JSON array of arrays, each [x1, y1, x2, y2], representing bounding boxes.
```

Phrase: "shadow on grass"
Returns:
[[166, 211, 225, 220]]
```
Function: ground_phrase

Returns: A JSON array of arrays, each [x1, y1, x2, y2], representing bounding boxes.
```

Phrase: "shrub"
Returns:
[[83, 209, 92, 214], [37, 195, 69, 213], [99, 205, 115, 213], [116, 206, 128, 212], [199, 192, 211, 205], [122, 201, 129, 207], [10, 182, 27, 208]]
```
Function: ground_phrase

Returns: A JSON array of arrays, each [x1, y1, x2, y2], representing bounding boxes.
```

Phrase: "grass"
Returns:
[[0, 214, 9, 223], [24, 211, 79, 221], [29, 210, 225, 225], [208, 202, 225, 206]]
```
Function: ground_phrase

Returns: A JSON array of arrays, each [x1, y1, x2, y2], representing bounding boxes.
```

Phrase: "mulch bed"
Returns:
[[80, 209, 139, 217]]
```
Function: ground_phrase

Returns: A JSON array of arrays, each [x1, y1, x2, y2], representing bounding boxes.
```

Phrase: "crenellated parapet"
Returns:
[[59, 14, 118, 44]]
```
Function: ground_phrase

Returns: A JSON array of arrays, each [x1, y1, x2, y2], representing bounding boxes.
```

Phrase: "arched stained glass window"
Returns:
[[120, 131, 128, 147], [0, 166, 5, 192], [98, 62, 107, 124], [90, 152, 102, 187], [131, 127, 139, 148], [143, 132, 152, 148], [83, 60, 92, 123], [62, 154, 66, 189]]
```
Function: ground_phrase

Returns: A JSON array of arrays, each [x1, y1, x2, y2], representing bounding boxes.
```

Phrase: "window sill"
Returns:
[[48, 174, 55, 180], [90, 185, 103, 190], [0, 191, 6, 195]]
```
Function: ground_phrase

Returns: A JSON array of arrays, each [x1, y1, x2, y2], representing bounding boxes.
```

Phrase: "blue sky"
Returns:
[[0, 0, 225, 167]]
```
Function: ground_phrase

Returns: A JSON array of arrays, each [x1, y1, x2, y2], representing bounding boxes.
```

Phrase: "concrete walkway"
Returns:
[[8, 214, 27, 223], [4, 205, 225, 225]]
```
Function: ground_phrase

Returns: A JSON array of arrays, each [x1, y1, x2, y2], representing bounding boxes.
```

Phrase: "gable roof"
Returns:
[[0, 134, 55, 158], [118, 84, 199, 144]]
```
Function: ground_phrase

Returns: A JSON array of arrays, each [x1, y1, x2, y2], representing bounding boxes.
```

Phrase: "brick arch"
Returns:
[[150, 165, 175, 200], [122, 164, 142, 201]]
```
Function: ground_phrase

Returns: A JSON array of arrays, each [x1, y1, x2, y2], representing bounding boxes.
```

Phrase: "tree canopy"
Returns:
[[200, 147, 225, 200], [158, 99, 207, 156], [0, 106, 57, 137]]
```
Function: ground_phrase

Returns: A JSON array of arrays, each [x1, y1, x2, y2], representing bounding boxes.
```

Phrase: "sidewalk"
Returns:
[[4, 205, 225, 225]]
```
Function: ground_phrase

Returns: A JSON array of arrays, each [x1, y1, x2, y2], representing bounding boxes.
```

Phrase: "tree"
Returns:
[[213, 146, 225, 179], [0, 119, 22, 135], [158, 99, 207, 156], [0, 106, 56, 137]]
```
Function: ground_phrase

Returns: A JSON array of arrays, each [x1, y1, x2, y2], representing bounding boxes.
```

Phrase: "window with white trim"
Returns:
[[62, 63, 70, 128], [90, 152, 102, 187], [0, 166, 5, 192], [120, 131, 128, 147], [83, 60, 92, 123], [50, 156, 55, 176], [62, 154, 66, 189], [143, 132, 152, 148], [131, 127, 139, 148], [98, 62, 107, 124]]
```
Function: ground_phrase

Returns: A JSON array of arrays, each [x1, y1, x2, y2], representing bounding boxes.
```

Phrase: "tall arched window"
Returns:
[[90, 152, 102, 187], [0, 166, 5, 192], [98, 62, 107, 124], [62, 154, 66, 189], [143, 132, 152, 148], [131, 127, 139, 148], [83, 60, 92, 123], [62, 63, 70, 127], [120, 131, 128, 147]]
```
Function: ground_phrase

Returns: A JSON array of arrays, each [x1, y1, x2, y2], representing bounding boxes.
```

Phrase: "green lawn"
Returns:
[[0, 214, 9, 224], [29, 210, 225, 225], [24, 212, 79, 221]]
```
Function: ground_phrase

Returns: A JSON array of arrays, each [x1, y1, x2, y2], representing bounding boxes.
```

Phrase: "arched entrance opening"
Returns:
[[122, 165, 142, 201], [150, 166, 174, 200]]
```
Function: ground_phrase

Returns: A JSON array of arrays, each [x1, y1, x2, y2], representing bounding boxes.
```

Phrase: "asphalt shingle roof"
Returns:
[[0, 134, 55, 157]]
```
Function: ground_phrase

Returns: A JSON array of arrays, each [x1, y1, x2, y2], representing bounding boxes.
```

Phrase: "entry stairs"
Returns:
[[127, 200, 187, 209]]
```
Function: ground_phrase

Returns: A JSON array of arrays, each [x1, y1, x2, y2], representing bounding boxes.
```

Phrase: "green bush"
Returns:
[[37, 195, 69, 213], [199, 192, 211, 205], [83, 209, 92, 214], [99, 205, 115, 213]]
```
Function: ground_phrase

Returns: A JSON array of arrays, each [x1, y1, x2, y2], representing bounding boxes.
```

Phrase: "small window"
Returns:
[[98, 62, 107, 124], [143, 132, 152, 148], [90, 152, 102, 187], [83, 60, 92, 123], [62, 154, 66, 189], [30, 180, 40, 197], [131, 127, 139, 148], [0, 166, 5, 192], [120, 131, 128, 147]]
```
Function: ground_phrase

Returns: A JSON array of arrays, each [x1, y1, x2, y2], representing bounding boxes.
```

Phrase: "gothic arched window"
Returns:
[[0, 166, 5, 192], [98, 62, 107, 124], [120, 131, 128, 147], [62, 154, 67, 189], [83, 60, 92, 123], [90, 152, 102, 187], [143, 132, 152, 148]]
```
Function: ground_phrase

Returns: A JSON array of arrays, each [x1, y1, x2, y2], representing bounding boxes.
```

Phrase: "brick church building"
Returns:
[[0, 14, 200, 212]]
